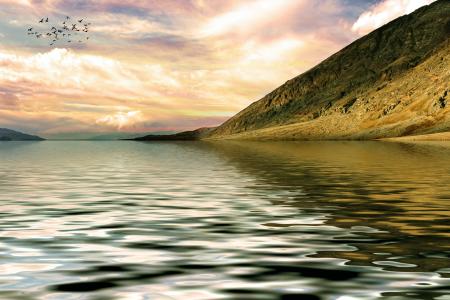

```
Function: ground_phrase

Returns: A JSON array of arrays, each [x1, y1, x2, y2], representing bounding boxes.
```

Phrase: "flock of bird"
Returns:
[[27, 16, 91, 46]]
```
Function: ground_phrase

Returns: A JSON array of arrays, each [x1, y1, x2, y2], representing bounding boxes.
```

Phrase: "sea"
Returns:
[[0, 140, 449, 300]]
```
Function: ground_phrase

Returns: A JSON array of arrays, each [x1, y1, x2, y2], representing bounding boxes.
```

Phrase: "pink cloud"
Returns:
[[0, 91, 20, 110], [352, 0, 436, 35]]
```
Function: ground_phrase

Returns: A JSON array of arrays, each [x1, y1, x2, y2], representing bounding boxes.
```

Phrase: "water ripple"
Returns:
[[0, 141, 449, 299]]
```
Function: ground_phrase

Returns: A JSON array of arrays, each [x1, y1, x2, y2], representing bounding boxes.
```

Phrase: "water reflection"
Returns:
[[0, 141, 449, 299]]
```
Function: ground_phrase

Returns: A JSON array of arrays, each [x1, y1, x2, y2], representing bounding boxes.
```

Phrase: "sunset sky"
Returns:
[[0, 0, 435, 138]]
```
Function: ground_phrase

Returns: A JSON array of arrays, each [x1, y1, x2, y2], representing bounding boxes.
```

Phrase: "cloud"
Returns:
[[0, 46, 247, 133], [0, 47, 178, 100], [0, 89, 20, 109], [0, 0, 31, 6], [0, 0, 382, 136], [89, 14, 174, 39], [352, 0, 436, 35], [241, 38, 304, 63], [200, 0, 302, 37], [96, 110, 143, 129]]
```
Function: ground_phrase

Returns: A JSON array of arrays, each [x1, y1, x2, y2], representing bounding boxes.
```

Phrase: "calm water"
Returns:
[[0, 141, 449, 300]]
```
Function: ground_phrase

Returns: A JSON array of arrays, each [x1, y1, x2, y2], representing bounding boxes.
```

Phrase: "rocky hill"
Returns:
[[0, 128, 45, 141], [206, 0, 450, 140]]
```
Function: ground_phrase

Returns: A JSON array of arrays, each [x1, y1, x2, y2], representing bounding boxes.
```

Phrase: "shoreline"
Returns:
[[381, 132, 450, 142]]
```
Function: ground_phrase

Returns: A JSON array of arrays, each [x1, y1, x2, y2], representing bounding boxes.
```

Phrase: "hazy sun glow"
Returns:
[[0, 0, 435, 138], [97, 110, 143, 129]]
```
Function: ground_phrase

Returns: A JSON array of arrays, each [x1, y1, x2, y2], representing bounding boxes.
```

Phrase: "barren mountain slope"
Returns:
[[207, 0, 450, 140]]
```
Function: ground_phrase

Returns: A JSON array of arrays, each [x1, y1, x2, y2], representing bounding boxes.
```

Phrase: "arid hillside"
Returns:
[[206, 0, 450, 140]]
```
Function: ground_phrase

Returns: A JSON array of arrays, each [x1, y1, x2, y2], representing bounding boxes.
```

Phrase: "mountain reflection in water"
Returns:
[[0, 141, 449, 300]]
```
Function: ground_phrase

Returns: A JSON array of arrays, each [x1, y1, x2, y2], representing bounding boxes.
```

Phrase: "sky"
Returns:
[[0, 0, 436, 137]]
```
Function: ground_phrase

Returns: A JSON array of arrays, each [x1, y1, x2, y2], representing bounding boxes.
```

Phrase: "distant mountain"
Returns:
[[204, 0, 450, 140], [0, 128, 45, 141], [45, 132, 175, 140], [133, 127, 215, 141], [87, 133, 152, 141]]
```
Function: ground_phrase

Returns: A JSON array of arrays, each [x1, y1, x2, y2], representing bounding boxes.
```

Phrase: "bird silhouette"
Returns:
[[27, 16, 91, 47]]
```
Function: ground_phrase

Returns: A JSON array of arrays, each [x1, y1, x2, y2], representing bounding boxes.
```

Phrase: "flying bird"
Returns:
[[26, 16, 92, 47]]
